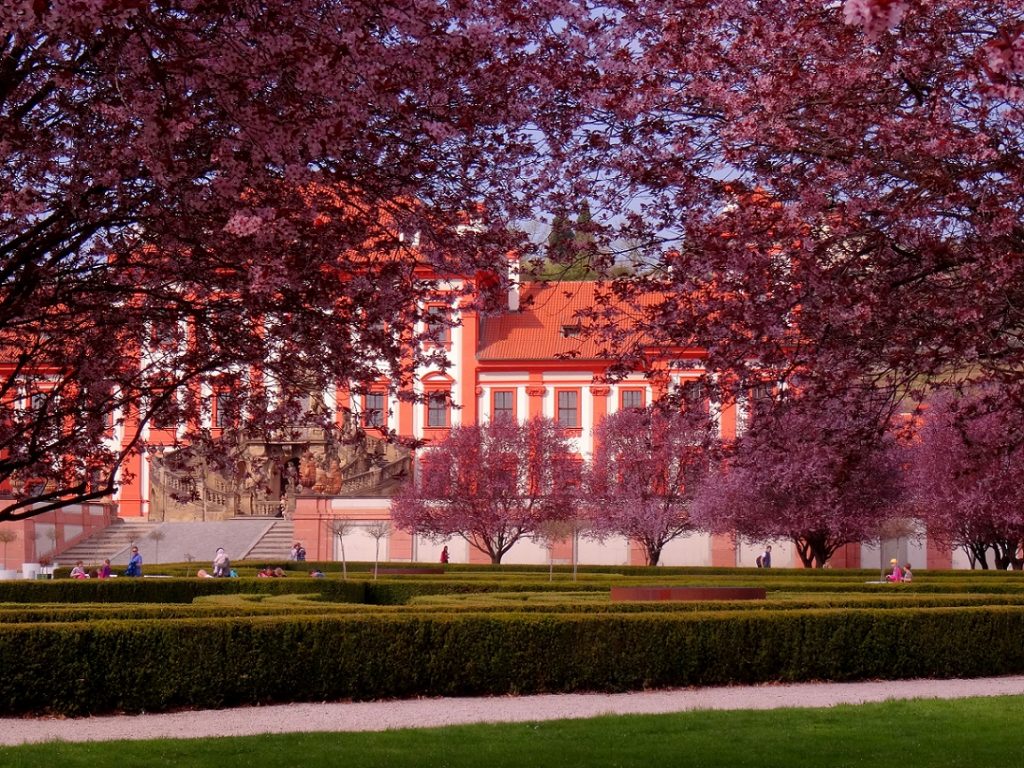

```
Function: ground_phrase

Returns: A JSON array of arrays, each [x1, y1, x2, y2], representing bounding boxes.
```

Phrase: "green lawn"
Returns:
[[3, 695, 1022, 768]]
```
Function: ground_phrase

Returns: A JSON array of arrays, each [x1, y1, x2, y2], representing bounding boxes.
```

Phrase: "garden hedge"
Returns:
[[2, 605, 1024, 716], [0, 578, 328, 604], [3, 572, 1021, 606]]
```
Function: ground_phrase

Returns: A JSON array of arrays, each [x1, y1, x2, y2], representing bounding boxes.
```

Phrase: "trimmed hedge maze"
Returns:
[[1, 565, 1022, 716]]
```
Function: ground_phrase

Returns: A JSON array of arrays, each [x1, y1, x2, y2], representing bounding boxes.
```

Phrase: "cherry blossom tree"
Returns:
[[908, 391, 1024, 570], [391, 417, 580, 564], [586, 405, 719, 566], [571, 0, 1023, 434], [693, 392, 905, 568], [0, 1, 608, 520]]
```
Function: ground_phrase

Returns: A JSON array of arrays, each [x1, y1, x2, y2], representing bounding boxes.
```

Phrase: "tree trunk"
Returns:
[[646, 544, 662, 567], [794, 539, 815, 568], [966, 541, 990, 570], [964, 545, 977, 570], [795, 534, 833, 568], [572, 528, 578, 582]]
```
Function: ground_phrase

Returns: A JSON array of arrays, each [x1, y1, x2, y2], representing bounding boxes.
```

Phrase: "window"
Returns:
[[680, 380, 708, 414], [214, 391, 235, 429], [398, 227, 420, 246], [424, 306, 450, 345], [561, 324, 582, 338], [29, 391, 49, 415], [148, 316, 182, 353], [749, 383, 773, 421], [88, 468, 104, 492], [492, 390, 515, 421], [426, 391, 450, 428], [363, 392, 386, 428], [620, 389, 645, 410], [149, 384, 178, 430], [557, 389, 579, 429]]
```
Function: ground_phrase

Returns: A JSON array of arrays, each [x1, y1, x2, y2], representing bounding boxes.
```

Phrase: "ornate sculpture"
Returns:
[[323, 460, 343, 495], [299, 452, 318, 490]]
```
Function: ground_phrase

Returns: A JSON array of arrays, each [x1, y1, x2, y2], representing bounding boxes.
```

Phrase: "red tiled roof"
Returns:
[[477, 282, 659, 361]]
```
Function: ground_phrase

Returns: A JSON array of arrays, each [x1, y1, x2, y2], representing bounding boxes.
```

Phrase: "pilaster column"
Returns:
[[526, 385, 547, 419]]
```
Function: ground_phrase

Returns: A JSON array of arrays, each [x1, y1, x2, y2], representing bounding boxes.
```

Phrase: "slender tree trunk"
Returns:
[[969, 542, 991, 570], [572, 527, 578, 582], [964, 545, 977, 570]]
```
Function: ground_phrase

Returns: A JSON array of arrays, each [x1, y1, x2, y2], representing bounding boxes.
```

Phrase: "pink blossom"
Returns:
[[842, 0, 908, 40], [587, 406, 720, 566], [392, 418, 580, 564]]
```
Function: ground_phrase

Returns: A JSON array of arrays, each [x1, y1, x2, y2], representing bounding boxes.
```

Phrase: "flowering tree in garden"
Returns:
[[908, 391, 1024, 570], [587, 405, 719, 566], [391, 417, 580, 564], [567, 0, 1024, 435], [693, 392, 905, 568], [0, 1, 609, 521]]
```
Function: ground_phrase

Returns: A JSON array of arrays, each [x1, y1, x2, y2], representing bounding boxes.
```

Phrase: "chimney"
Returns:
[[507, 253, 520, 311]]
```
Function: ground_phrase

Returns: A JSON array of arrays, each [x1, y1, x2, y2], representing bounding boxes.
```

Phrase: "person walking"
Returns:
[[440, 545, 450, 564], [125, 546, 143, 577], [756, 545, 772, 568]]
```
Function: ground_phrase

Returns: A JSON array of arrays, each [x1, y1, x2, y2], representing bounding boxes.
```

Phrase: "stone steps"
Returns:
[[57, 519, 159, 567], [242, 519, 295, 562]]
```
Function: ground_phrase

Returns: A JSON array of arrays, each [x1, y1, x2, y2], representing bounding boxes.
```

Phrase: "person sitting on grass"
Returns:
[[884, 558, 903, 582], [902, 563, 913, 582], [69, 561, 89, 579], [212, 547, 230, 577]]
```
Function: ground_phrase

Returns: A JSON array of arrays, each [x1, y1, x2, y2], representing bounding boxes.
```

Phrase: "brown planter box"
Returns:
[[610, 586, 766, 601]]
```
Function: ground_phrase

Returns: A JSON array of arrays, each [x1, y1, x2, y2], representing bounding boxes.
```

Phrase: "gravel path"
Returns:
[[3, 675, 1024, 746]]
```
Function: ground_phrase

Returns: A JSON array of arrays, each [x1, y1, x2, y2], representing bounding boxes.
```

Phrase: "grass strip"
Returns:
[[1, 695, 1022, 767]]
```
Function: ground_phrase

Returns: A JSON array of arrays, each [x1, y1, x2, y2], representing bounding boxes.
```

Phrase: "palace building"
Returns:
[[0, 260, 956, 573]]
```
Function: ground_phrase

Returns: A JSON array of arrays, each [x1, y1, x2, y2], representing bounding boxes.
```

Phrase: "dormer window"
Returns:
[[561, 324, 582, 338], [398, 228, 420, 247]]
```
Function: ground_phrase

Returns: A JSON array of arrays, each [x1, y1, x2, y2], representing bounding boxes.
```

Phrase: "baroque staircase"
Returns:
[[56, 518, 159, 566], [243, 519, 295, 561]]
